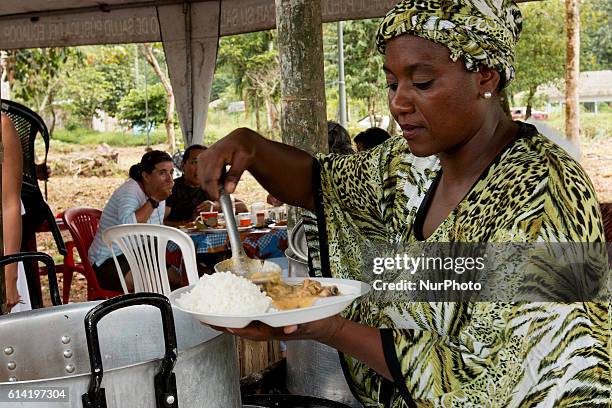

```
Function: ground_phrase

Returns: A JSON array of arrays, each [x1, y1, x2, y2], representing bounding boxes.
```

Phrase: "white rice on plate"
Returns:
[[176, 271, 272, 315]]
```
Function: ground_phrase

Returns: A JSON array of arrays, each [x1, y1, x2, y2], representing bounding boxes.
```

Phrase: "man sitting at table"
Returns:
[[164, 144, 247, 227]]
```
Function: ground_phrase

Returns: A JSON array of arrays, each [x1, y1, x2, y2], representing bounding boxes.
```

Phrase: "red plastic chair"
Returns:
[[62, 207, 122, 301]]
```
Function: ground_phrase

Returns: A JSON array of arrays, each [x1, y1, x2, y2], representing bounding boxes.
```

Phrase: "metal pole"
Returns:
[[144, 47, 150, 149], [337, 21, 347, 128]]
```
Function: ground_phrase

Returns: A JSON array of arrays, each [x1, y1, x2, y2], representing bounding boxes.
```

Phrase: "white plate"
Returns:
[[169, 277, 370, 328]]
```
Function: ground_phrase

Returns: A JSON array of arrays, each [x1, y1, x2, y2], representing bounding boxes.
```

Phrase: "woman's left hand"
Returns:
[[210, 314, 346, 344]]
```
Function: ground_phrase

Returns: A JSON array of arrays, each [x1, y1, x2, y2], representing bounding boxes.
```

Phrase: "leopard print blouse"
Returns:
[[303, 122, 610, 407]]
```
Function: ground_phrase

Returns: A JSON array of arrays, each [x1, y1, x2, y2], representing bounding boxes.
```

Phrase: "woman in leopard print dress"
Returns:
[[198, 0, 610, 406]]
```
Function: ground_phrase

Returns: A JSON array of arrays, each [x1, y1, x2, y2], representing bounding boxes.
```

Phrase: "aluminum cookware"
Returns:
[[0, 293, 241, 408], [285, 222, 362, 408]]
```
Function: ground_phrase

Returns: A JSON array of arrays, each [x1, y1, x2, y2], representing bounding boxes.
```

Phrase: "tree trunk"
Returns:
[[49, 101, 57, 136], [166, 91, 176, 151], [275, 0, 326, 153], [525, 86, 536, 121], [264, 95, 279, 132], [565, 0, 581, 154], [142, 44, 176, 151], [255, 93, 261, 132], [275, 0, 326, 227]]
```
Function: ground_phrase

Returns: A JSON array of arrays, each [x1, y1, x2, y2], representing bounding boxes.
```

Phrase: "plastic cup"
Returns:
[[201, 211, 218, 227]]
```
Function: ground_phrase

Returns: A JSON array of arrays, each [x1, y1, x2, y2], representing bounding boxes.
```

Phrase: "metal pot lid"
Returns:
[[288, 219, 308, 262]]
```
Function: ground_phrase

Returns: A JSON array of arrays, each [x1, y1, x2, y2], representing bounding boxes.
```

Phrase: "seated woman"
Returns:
[[164, 144, 247, 227], [196, 0, 609, 405], [88, 150, 175, 291], [1, 113, 30, 313]]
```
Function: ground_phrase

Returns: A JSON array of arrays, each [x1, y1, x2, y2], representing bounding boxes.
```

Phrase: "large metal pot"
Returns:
[[285, 225, 362, 408], [0, 293, 241, 408]]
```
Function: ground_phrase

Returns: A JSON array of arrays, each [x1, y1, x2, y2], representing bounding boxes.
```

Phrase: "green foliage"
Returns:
[[116, 83, 168, 129], [92, 45, 135, 114], [510, 1, 565, 110], [581, 0, 612, 70], [216, 31, 280, 130], [547, 111, 612, 140], [342, 19, 387, 119], [59, 60, 112, 124], [9, 47, 83, 114], [53, 127, 167, 146]]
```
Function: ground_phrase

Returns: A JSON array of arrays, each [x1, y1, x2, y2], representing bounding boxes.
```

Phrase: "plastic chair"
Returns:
[[62, 207, 122, 301], [102, 224, 199, 296]]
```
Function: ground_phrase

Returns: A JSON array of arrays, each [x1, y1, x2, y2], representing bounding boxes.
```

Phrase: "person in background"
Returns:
[[165, 144, 247, 227], [327, 120, 354, 155], [353, 127, 391, 152], [88, 150, 175, 292], [1, 114, 30, 313]]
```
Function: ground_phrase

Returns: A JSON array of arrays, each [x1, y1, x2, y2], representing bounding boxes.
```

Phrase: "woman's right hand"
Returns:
[[198, 128, 316, 210], [198, 128, 260, 201]]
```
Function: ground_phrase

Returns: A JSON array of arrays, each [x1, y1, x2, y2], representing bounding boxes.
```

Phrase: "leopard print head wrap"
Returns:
[[376, 0, 522, 87]]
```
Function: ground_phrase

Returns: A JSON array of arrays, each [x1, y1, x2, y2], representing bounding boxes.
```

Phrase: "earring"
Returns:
[[483, 91, 492, 99]]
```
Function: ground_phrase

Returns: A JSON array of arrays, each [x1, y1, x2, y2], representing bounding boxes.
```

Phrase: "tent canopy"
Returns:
[[0, 0, 403, 145]]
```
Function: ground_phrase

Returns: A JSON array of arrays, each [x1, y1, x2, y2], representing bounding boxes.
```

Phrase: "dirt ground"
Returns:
[[38, 137, 611, 305]]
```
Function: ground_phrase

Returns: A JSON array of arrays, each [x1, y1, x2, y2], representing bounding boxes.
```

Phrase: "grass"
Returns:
[[53, 128, 168, 146], [546, 111, 612, 141]]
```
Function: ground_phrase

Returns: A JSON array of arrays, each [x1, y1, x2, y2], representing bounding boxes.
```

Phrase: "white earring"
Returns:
[[483, 91, 492, 99]]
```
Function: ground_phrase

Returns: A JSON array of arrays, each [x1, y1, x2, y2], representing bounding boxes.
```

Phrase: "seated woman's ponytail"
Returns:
[[129, 163, 144, 181]]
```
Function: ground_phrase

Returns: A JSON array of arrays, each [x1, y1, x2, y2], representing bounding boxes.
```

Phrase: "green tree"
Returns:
[[93, 45, 134, 114], [322, 22, 340, 120], [59, 57, 113, 127], [581, 0, 612, 70], [342, 19, 387, 126], [6, 47, 82, 133], [217, 31, 280, 133], [511, 0, 565, 118], [116, 83, 167, 130], [141, 43, 176, 150]]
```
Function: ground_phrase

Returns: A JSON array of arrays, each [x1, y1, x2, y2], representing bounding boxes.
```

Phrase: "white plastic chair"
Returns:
[[102, 224, 199, 296]]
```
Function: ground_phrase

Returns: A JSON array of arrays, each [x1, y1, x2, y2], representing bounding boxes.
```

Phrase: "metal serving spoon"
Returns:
[[218, 185, 282, 284]]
